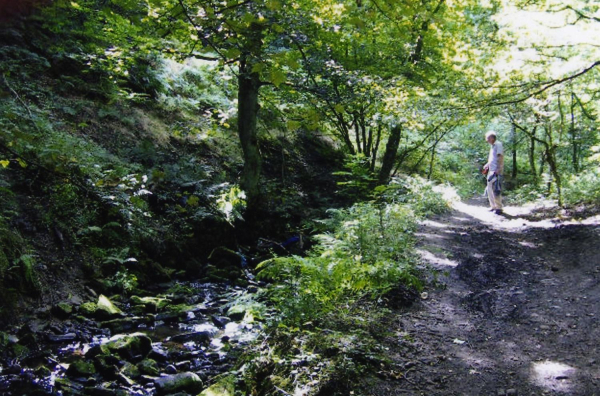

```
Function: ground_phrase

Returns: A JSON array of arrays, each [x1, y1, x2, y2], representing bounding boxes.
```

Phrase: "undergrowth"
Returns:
[[233, 179, 453, 395]]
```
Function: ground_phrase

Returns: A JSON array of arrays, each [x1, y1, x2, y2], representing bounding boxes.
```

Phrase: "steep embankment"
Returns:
[[366, 198, 600, 395]]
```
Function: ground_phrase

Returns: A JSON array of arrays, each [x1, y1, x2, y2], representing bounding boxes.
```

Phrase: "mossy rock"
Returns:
[[121, 361, 141, 379], [130, 295, 171, 313], [96, 295, 124, 320], [54, 377, 85, 395], [105, 332, 152, 361], [53, 301, 74, 318], [153, 372, 203, 395], [66, 359, 96, 377], [100, 316, 151, 333], [79, 302, 97, 316], [198, 375, 236, 396], [137, 358, 159, 376]]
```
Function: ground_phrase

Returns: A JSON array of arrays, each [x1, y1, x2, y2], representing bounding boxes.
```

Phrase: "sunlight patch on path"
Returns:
[[417, 249, 459, 267], [419, 219, 449, 228], [531, 360, 576, 393], [453, 201, 600, 231]]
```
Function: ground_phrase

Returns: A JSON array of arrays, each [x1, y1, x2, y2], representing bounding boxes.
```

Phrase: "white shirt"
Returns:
[[488, 141, 504, 174]]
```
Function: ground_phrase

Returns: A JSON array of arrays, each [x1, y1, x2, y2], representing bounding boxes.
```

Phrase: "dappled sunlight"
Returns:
[[417, 249, 459, 268], [531, 361, 576, 392], [419, 219, 449, 228], [452, 201, 600, 231], [415, 232, 450, 240]]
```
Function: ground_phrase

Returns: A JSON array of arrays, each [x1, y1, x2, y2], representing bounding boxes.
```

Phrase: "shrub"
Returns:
[[380, 175, 455, 216], [563, 168, 600, 206], [256, 202, 421, 325]]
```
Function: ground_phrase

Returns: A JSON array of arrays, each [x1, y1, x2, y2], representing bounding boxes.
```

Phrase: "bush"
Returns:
[[563, 168, 600, 206], [380, 175, 455, 216], [256, 202, 420, 325]]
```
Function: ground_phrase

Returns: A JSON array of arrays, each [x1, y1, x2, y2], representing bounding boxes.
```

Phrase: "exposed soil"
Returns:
[[366, 198, 600, 395]]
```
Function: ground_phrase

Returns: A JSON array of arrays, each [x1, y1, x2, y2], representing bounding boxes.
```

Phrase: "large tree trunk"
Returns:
[[378, 125, 402, 185], [238, 61, 262, 212]]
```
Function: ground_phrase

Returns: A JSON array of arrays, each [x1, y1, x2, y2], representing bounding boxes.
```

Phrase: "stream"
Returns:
[[0, 280, 263, 395]]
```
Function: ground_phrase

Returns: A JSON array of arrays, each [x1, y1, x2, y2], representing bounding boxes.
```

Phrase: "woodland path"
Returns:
[[367, 198, 600, 396]]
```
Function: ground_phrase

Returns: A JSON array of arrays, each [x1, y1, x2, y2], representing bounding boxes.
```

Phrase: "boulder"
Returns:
[[53, 302, 74, 318], [169, 331, 212, 344], [66, 359, 96, 377], [99, 316, 151, 333], [105, 333, 152, 361], [198, 375, 236, 396], [137, 358, 159, 376], [96, 295, 124, 320], [79, 302, 98, 317], [153, 372, 203, 395]]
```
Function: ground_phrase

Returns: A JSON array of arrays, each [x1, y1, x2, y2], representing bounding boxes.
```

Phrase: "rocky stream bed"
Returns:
[[0, 279, 262, 396]]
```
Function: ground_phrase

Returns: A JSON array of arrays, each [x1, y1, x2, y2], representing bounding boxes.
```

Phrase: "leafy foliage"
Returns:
[[256, 201, 420, 325]]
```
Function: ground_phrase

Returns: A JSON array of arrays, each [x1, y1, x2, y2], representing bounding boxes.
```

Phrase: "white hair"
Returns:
[[485, 131, 497, 140]]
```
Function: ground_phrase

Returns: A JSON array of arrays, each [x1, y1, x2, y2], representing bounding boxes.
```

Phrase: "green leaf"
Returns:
[[224, 48, 241, 59], [266, 0, 282, 10], [270, 69, 286, 88], [17, 158, 27, 168], [251, 63, 266, 74], [287, 120, 301, 130], [0, 160, 9, 168]]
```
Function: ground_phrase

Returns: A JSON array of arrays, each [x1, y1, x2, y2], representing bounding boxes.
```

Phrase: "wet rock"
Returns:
[[131, 296, 170, 313], [80, 302, 98, 317], [175, 360, 191, 371], [153, 372, 203, 395], [121, 362, 141, 379], [211, 316, 231, 329], [86, 344, 111, 358], [164, 364, 177, 374], [47, 332, 77, 343], [85, 286, 98, 298], [67, 360, 97, 377], [96, 295, 124, 320], [149, 347, 169, 362], [169, 331, 212, 344], [84, 383, 129, 396], [506, 390, 517, 396], [92, 354, 120, 378], [116, 372, 135, 387], [198, 374, 235, 396], [36, 365, 52, 377], [100, 316, 151, 333], [54, 377, 85, 395], [105, 333, 153, 361], [137, 359, 159, 376], [53, 301, 74, 318]]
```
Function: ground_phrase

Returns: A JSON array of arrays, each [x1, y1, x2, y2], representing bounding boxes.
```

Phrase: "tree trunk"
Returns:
[[353, 113, 362, 153], [427, 146, 436, 180], [570, 93, 579, 172], [528, 133, 537, 184], [238, 60, 262, 211], [370, 124, 382, 172], [511, 122, 517, 179], [378, 125, 402, 185]]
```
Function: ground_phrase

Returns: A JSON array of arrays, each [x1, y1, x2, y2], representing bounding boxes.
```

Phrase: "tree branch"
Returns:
[[488, 60, 600, 106]]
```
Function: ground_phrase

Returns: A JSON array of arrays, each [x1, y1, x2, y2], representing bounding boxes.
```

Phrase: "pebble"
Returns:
[[165, 365, 177, 374]]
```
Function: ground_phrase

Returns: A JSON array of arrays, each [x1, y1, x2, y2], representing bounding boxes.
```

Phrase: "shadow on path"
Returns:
[[365, 198, 600, 396]]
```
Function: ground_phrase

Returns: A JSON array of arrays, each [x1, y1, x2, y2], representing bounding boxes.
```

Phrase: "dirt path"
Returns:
[[367, 198, 600, 396]]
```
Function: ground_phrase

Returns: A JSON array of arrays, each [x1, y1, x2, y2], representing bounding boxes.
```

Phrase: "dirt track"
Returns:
[[367, 198, 600, 396]]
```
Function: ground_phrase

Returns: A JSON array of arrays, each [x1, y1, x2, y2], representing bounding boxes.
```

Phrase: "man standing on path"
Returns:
[[483, 131, 504, 214]]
